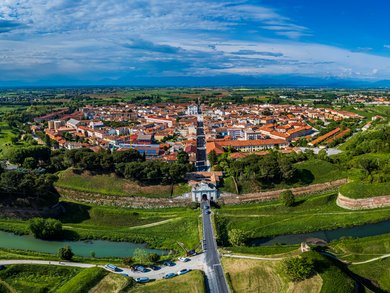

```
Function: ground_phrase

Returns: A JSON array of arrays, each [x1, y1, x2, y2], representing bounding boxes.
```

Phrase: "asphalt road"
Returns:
[[0, 254, 205, 280], [201, 202, 230, 293], [196, 110, 209, 172]]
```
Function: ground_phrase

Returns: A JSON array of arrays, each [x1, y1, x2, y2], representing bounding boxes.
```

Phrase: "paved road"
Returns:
[[299, 147, 342, 155], [201, 202, 230, 293], [196, 107, 209, 172], [0, 254, 205, 280]]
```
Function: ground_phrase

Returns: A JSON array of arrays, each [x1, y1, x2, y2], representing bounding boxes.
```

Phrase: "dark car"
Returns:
[[0, 265, 5, 271], [163, 261, 176, 267], [163, 272, 177, 279], [150, 265, 161, 271]]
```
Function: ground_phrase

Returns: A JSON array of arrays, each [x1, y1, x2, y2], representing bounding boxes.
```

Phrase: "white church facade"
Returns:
[[191, 182, 219, 202]]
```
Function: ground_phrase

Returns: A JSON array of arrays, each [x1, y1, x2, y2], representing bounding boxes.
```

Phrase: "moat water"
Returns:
[[250, 219, 390, 246], [0, 230, 167, 257]]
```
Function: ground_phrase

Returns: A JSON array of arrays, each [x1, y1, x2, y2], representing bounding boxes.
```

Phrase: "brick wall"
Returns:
[[336, 193, 390, 210]]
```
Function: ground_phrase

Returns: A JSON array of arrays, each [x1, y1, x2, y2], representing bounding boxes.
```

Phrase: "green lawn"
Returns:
[[0, 202, 201, 250], [328, 233, 390, 262], [56, 169, 191, 198], [0, 264, 80, 293], [218, 192, 390, 239], [129, 270, 206, 293], [57, 267, 108, 293], [349, 258, 390, 292], [221, 159, 347, 194], [0, 122, 26, 159], [294, 159, 347, 184], [339, 182, 390, 199]]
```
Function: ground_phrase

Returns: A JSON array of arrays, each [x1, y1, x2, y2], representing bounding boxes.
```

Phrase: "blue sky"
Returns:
[[0, 0, 390, 85]]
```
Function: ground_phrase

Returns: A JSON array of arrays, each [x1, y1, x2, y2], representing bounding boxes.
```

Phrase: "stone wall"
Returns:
[[57, 187, 192, 208], [336, 193, 390, 210], [221, 179, 347, 205]]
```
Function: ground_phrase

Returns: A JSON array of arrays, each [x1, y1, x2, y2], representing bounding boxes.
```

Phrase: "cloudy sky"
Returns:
[[1, 0, 390, 85]]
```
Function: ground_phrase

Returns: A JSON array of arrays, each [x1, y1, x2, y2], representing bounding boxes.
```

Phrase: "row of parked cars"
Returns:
[[134, 256, 192, 283], [136, 268, 191, 283]]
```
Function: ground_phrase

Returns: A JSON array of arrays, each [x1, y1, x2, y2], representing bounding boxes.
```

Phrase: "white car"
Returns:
[[177, 269, 191, 275], [178, 257, 190, 262]]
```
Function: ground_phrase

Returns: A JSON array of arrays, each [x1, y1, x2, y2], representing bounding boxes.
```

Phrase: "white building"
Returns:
[[186, 104, 199, 116], [191, 182, 219, 202]]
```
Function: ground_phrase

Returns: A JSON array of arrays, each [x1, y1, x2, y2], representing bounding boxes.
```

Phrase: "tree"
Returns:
[[280, 190, 295, 207], [177, 150, 189, 164], [44, 134, 52, 148], [281, 256, 315, 282], [134, 248, 148, 264], [58, 246, 74, 261], [147, 253, 160, 263], [317, 149, 328, 161], [123, 257, 135, 266], [228, 229, 248, 247], [29, 218, 63, 240], [23, 157, 38, 169], [208, 150, 218, 167]]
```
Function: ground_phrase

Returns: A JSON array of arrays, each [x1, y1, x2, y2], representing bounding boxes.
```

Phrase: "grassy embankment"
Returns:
[[55, 168, 191, 198], [222, 159, 347, 194], [56, 267, 109, 293], [339, 181, 390, 199], [0, 264, 81, 292], [0, 121, 29, 160], [222, 250, 356, 293], [0, 201, 200, 250], [130, 270, 206, 293], [218, 191, 390, 240]]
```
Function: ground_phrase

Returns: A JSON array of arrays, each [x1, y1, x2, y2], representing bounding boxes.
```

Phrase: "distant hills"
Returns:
[[1, 74, 390, 88]]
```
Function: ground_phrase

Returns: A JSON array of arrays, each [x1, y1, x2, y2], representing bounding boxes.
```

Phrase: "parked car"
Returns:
[[134, 265, 147, 272], [163, 261, 175, 267], [178, 257, 190, 262], [163, 272, 177, 279], [104, 264, 120, 272], [0, 265, 5, 271], [150, 265, 160, 271], [135, 277, 150, 283], [177, 269, 191, 275]]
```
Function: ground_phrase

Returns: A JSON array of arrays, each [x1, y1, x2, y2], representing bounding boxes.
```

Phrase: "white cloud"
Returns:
[[0, 0, 389, 82]]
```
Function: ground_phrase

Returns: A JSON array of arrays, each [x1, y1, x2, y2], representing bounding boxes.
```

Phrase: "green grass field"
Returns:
[[56, 169, 191, 198], [222, 256, 323, 293], [349, 258, 390, 292], [129, 270, 206, 293], [294, 159, 347, 184], [221, 159, 347, 194], [328, 233, 390, 262], [0, 201, 201, 250], [339, 182, 390, 199], [0, 122, 25, 159], [0, 264, 80, 293], [57, 267, 108, 293], [218, 192, 390, 239]]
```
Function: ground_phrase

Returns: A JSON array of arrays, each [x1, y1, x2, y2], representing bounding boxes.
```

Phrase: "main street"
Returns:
[[201, 202, 230, 293], [196, 105, 209, 172]]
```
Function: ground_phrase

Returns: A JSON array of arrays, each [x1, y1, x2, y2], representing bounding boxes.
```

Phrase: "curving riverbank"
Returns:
[[337, 193, 390, 210]]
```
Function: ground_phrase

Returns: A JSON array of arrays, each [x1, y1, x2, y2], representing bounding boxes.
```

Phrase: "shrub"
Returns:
[[280, 190, 295, 207], [228, 229, 249, 247], [281, 255, 315, 282], [58, 246, 74, 261], [29, 217, 63, 240]]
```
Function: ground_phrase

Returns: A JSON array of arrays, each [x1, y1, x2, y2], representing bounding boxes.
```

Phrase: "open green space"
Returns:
[[222, 256, 323, 293], [218, 192, 390, 239], [0, 264, 80, 293], [0, 122, 26, 159], [294, 159, 347, 184], [129, 270, 206, 293], [57, 267, 108, 293], [223, 244, 300, 256], [328, 233, 390, 262], [339, 181, 390, 199], [55, 168, 191, 198], [349, 258, 390, 292], [0, 201, 200, 250]]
